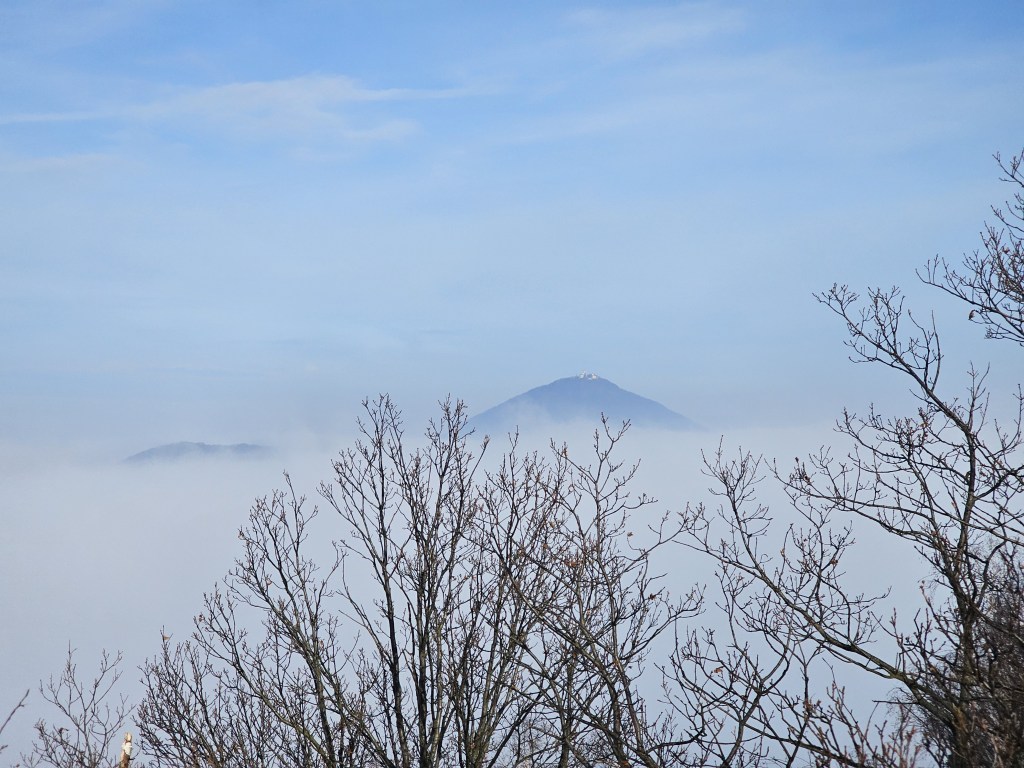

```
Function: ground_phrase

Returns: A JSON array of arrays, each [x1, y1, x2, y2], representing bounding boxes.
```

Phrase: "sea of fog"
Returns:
[[0, 418, 926, 761]]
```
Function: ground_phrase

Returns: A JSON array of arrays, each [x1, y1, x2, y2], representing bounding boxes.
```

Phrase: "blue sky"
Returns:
[[2, 0, 1023, 451]]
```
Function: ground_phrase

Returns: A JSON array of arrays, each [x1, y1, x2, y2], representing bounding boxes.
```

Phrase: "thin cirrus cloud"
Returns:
[[133, 75, 465, 143], [564, 3, 745, 59], [0, 74, 476, 147], [485, 43, 1008, 162]]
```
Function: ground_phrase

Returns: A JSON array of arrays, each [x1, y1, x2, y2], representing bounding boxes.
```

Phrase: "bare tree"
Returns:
[[138, 631, 300, 768], [923, 149, 1024, 346], [138, 397, 580, 768], [139, 471, 365, 768], [20, 648, 132, 768], [682, 150, 1024, 767], [316, 396, 556, 768], [136, 398, 721, 768], [1, 690, 29, 762], [500, 420, 705, 768]]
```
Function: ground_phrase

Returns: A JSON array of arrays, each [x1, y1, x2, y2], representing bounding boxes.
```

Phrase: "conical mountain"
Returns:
[[472, 373, 697, 433]]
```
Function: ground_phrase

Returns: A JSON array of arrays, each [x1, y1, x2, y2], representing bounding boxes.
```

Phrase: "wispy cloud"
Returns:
[[565, 3, 745, 59], [0, 151, 116, 174], [0, 110, 110, 126], [138, 77, 415, 143], [0, 0, 164, 53], [485, 40, 1016, 161], [0, 74, 474, 146]]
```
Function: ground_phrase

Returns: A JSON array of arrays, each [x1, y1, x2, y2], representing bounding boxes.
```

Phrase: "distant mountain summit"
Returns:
[[472, 373, 698, 433], [125, 442, 272, 464]]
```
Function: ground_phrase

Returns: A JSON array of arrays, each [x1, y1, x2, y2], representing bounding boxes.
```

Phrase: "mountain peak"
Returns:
[[472, 375, 697, 434]]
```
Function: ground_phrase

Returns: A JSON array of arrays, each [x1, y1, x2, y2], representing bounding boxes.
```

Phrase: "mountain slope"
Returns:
[[472, 373, 697, 433]]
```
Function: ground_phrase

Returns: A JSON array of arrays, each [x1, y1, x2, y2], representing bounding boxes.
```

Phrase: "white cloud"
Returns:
[[0, 0, 166, 53], [136, 75, 426, 141], [566, 3, 746, 59], [0, 109, 109, 126], [0, 150, 116, 174], [0, 74, 476, 148], [482, 41, 1016, 162]]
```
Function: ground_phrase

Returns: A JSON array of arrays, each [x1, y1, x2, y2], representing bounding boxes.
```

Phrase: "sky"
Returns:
[[2, 1, 1024, 757], [2, 0, 1023, 458]]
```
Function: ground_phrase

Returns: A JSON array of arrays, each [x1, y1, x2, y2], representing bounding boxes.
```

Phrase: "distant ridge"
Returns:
[[125, 442, 272, 464], [472, 373, 698, 433]]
